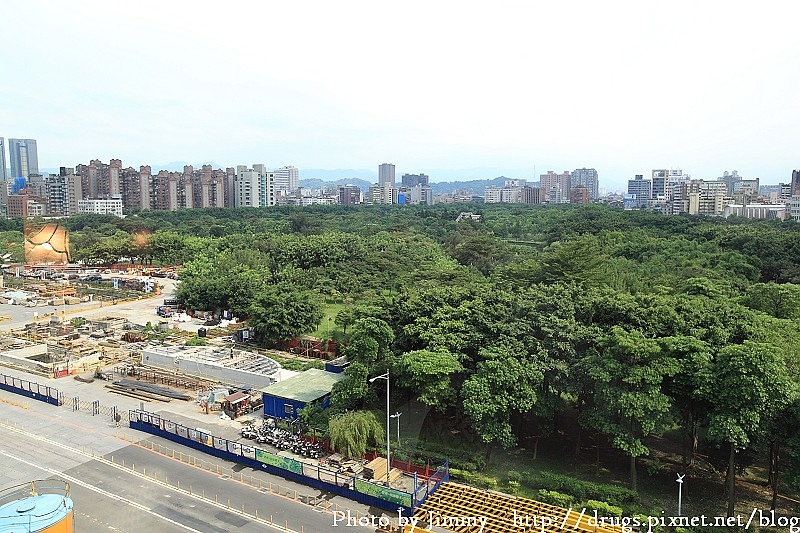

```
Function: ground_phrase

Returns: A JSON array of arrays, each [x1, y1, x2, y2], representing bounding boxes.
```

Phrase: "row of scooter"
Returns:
[[240, 423, 325, 459]]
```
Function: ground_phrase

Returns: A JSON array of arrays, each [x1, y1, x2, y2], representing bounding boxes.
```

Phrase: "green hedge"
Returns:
[[537, 489, 574, 508], [584, 499, 623, 518], [507, 470, 522, 483], [531, 471, 637, 505], [449, 468, 498, 489]]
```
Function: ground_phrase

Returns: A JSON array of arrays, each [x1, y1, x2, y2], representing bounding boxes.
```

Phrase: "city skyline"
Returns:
[[2, 2, 799, 191]]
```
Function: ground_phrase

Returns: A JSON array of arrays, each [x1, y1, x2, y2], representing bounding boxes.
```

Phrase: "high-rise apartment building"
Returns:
[[571, 168, 599, 200], [0, 137, 7, 182], [570, 185, 590, 205], [235, 164, 275, 208], [378, 163, 395, 188], [791, 170, 800, 196], [45, 173, 67, 215], [65, 174, 83, 216], [274, 166, 299, 192], [8, 138, 38, 179], [718, 170, 741, 196], [192, 164, 227, 208], [484, 180, 529, 203], [539, 171, 572, 203], [668, 179, 727, 216], [139, 165, 152, 210], [338, 185, 361, 205]]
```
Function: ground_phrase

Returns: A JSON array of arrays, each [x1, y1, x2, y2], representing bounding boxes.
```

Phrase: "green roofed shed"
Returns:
[[260, 368, 346, 418]]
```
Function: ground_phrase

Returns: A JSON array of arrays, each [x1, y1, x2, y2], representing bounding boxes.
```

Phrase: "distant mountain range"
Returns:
[[299, 170, 515, 195], [299, 176, 513, 195]]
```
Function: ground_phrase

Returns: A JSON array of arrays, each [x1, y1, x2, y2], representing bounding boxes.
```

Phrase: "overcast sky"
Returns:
[[2, 1, 798, 191]]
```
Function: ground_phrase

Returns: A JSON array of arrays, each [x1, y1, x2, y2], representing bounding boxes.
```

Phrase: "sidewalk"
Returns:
[[5, 369, 232, 430]]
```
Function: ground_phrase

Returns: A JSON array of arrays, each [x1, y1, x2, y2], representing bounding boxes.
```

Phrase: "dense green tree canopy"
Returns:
[[24, 203, 800, 514], [247, 283, 324, 341]]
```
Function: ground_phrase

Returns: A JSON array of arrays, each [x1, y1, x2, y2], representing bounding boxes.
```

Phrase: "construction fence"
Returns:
[[0, 372, 61, 406], [129, 410, 449, 514]]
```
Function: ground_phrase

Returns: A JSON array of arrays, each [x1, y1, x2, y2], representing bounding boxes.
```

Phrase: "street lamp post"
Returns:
[[676, 473, 685, 516], [369, 372, 391, 487], [390, 412, 402, 444]]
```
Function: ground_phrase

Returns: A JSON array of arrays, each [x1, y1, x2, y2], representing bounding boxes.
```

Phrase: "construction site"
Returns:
[[0, 314, 144, 378]]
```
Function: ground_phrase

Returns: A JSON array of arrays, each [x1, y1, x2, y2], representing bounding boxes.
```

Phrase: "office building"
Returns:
[[274, 166, 299, 193], [0, 137, 6, 182], [407, 185, 433, 205], [8, 138, 38, 179], [337, 185, 361, 205], [627, 175, 651, 207], [651, 169, 668, 198], [519, 186, 542, 204], [378, 163, 395, 188], [401, 173, 429, 188], [368, 184, 394, 204]]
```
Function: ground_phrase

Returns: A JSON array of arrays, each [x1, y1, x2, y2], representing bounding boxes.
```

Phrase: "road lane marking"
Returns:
[[0, 448, 204, 533]]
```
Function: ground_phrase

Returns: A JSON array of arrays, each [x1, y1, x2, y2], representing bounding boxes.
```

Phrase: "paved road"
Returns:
[[0, 424, 358, 533], [0, 364, 384, 533]]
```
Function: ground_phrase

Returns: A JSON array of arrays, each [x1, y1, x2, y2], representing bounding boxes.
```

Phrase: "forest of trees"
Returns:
[[14, 203, 800, 517]]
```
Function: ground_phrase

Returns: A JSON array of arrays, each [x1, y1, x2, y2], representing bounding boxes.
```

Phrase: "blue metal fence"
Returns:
[[129, 410, 448, 513], [0, 373, 61, 406]]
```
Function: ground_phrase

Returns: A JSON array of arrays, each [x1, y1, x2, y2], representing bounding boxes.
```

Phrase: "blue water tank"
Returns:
[[0, 485, 74, 532]]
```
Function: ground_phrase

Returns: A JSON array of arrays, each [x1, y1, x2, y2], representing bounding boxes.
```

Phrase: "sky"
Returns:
[[2, 1, 799, 191]]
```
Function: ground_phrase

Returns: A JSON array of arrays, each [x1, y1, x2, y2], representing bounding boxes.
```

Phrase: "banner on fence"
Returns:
[[354, 478, 412, 508], [255, 448, 303, 474]]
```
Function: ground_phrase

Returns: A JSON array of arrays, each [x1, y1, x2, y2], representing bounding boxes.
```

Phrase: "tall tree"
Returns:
[[248, 283, 324, 341], [586, 327, 679, 491], [744, 282, 800, 319], [461, 342, 543, 448], [662, 336, 713, 469], [704, 341, 794, 517], [395, 349, 464, 411], [343, 317, 395, 368]]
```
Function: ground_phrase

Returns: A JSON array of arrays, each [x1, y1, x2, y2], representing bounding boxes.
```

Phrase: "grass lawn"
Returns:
[[310, 302, 346, 340]]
